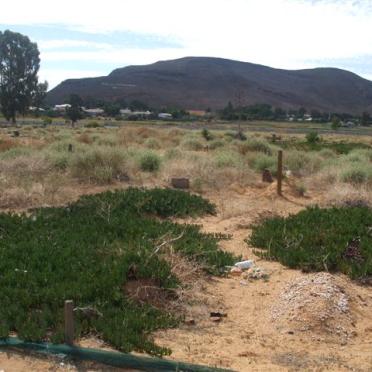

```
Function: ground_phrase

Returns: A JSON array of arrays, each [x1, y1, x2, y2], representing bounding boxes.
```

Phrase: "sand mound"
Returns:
[[272, 273, 355, 343]]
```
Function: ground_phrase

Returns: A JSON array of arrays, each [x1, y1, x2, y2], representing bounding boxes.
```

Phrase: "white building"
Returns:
[[84, 108, 104, 117], [54, 104, 71, 112], [158, 113, 173, 119]]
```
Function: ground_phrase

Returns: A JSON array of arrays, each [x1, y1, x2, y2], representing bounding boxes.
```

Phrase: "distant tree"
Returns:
[[114, 98, 127, 108], [331, 115, 341, 130], [0, 30, 40, 123], [310, 110, 321, 119], [274, 107, 286, 120], [220, 101, 236, 120], [32, 81, 48, 113], [84, 96, 105, 109], [246, 104, 273, 120], [298, 107, 306, 118], [66, 94, 83, 126], [129, 100, 149, 111], [104, 102, 121, 117], [361, 111, 371, 126]]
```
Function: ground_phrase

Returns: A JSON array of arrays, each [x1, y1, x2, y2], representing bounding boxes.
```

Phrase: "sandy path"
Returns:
[[155, 184, 372, 371]]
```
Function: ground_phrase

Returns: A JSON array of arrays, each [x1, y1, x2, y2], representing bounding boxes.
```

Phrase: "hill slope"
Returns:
[[47, 57, 372, 114]]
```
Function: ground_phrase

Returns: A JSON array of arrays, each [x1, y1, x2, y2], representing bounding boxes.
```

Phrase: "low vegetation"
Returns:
[[0, 188, 234, 355], [249, 206, 372, 280], [0, 124, 370, 209]]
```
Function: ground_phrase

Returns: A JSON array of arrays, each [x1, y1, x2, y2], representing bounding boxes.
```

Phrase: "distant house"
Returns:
[[158, 113, 173, 119], [54, 104, 71, 112], [120, 109, 152, 119], [29, 106, 45, 112], [84, 108, 104, 117], [304, 114, 313, 122], [120, 108, 132, 116], [132, 110, 151, 117], [340, 121, 356, 128]]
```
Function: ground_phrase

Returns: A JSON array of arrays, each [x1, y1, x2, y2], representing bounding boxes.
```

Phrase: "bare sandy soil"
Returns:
[[155, 183, 372, 371], [1, 181, 372, 371]]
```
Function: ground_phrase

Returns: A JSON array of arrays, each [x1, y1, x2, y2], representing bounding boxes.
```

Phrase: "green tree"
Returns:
[[32, 80, 48, 114], [0, 30, 40, 123], [331, 115, 341, 130], [104, 102, 121, 117], [361, 111, 371, 126], [298, 107, 306, 118], [66, 94, 83, 126]]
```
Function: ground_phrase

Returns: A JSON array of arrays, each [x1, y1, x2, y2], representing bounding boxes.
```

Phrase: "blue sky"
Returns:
[[1, 0, 372, 89]]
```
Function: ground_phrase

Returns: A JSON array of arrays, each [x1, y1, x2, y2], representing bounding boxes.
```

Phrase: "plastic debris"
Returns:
[[234, 260, 254, 270]]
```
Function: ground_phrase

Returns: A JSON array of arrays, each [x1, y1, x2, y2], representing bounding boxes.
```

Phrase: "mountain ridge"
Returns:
[[47, 56, 372, 114]]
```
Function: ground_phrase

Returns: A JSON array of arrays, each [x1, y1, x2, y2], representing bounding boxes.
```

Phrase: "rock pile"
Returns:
[[272, 273, 355, 344]]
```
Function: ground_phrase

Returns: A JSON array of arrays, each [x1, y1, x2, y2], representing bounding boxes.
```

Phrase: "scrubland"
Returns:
[[0, 123, 371, 210], [1, 123, 372, 371]]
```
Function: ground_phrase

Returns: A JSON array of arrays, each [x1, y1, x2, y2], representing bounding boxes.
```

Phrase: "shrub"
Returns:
[[214, 151, 240, 168], [70, 147, 125, 183], [201, 128, 213, 141], [249, 206, 372, 279], [42, 117, 53, 126], [237, 138, 273, 155], [340, 165, 372, 185], [144, 138, 161, 149], [139, 152, 161, 172], [208, 139, 225, 150], [318, 148, 337, 159], [236, 131, 247, 141], [85, 121, 101, 128], [0, 188, 234, 355], [77, 133, 94, 144], [46, 152, 70, 170], [294, 182, 307, 197], [0, 147, 35, 160], [306, 131, 320, 144], [249, 153, 276, 173], [181, 138, 204, 151], [164, 148, 182, 160], [285, 150, 323, 176]]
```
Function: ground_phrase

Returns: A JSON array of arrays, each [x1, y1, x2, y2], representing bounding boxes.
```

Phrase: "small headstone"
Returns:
[[171, 178, 190, 189], [262, 169, 273, 183], [117, 173, 130, 182]]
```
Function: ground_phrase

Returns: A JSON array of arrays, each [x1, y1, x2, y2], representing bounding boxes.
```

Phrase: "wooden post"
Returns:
[[277, 150, 283, 196], [64, 300, 74, 345]]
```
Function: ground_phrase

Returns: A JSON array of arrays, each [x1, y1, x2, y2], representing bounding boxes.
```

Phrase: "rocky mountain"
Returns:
[[47, 57, 372, 114]]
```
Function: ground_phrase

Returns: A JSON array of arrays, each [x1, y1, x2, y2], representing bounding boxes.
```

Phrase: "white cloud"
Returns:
[[38, 39, 112, 50], [3, 0, 372, 86]]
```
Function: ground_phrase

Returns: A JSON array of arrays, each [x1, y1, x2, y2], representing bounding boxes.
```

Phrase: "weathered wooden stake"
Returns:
[[64, 300, 74, 345], [277, 150, 283, 196]]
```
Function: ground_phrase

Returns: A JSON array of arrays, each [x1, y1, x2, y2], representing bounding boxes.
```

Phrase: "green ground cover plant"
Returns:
[[249, 206, 372, 280], [0, 188, 234, 356]]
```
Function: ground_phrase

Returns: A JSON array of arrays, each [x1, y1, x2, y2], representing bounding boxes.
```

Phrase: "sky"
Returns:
[[1, 0, 372, 89]]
